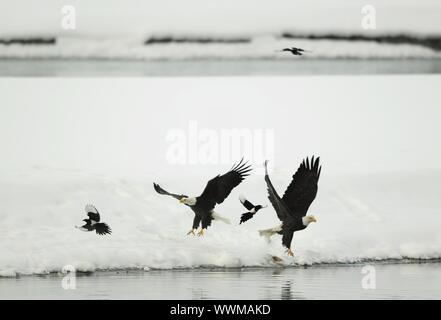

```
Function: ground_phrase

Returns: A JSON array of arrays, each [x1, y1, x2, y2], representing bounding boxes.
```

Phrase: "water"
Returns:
[[1, 59, 441, 77], [1, 262, 440, 299]]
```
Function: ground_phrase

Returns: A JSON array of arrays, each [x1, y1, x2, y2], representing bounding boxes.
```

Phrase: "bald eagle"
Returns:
[[75, 205, 112, 235], [153, 159, 252, 236], [259, 157, 321, 256]]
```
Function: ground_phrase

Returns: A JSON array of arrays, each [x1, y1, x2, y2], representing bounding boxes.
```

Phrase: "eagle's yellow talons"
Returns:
[[197, 229, 205, 237], [187, 229, 195, 236], [286, 248, 294, 257]]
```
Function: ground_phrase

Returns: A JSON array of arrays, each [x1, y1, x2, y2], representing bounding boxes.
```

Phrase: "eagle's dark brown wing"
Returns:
[[264, 160, 291, 222], [198, 159, 252, 211], [282, 156, 321, 218]]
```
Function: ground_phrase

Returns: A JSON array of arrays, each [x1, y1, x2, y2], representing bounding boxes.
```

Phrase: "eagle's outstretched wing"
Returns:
[[153, 183, 188, 201], [85, 204, 100, 222], [282, 156, 321, 217], [198, 159, 252, 210], [264, 160, 291, 222]]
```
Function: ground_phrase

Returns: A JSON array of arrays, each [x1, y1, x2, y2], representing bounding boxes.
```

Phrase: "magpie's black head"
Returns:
[[255, 205, 267, 212]]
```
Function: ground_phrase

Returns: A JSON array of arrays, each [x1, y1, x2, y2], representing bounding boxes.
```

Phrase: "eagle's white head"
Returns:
[[302, 215, 317, 227], [179, 197, 197, 206]]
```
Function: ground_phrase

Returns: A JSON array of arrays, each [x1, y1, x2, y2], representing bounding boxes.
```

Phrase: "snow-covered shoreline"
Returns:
[[1, 168, 440, 277]]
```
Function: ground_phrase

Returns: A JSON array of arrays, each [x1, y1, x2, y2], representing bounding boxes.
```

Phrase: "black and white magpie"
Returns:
[[239, 195, 267, 224], [76, 204, 112, 235]]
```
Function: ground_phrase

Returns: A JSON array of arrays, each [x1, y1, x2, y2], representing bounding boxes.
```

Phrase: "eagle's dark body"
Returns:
[[275, 215, 307, 249], [189, 201, 214, 230]]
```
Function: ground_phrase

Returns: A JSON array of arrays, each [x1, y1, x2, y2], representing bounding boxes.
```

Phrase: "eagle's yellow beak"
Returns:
[[311, 216, 317, 223], [179, 198, 186, 204]]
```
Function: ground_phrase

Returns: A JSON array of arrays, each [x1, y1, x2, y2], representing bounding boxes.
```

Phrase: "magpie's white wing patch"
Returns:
[[85, 204, 101, 222], [85, 204, 99, 214], [239, 195, 254, 211]]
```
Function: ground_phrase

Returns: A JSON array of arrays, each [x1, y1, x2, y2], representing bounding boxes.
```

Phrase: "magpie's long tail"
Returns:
[[95, 223, 112, 235], [239, 212, 255, 224]]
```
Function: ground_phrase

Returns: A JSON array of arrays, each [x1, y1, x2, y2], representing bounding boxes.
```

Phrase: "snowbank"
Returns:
[[0, 168, 440, 277]]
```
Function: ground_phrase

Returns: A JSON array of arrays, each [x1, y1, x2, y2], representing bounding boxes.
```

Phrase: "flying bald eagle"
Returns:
[[75, 205, 112, 235], [153, 159, 252, 236], [259, 157, 321, 256], [239, 195, 267, 224]]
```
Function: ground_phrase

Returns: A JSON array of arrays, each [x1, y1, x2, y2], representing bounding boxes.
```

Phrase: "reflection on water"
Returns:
[[1, 262, 440, 300], [281, 280, 293, 300], [0, 59, 441, 77]]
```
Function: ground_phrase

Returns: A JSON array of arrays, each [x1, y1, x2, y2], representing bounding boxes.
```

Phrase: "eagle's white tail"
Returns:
[[212, 212, 231, 224], [258, 225, 282, 239]]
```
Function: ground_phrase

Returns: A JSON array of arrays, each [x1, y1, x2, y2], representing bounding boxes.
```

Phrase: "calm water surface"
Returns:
[[1, 262, 440, 299], [1, 59, 441, 76]]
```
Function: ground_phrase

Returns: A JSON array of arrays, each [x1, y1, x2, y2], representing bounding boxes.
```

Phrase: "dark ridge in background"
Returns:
[[281, 33, 441, 51], [0, 38, 56, 45], [1, 34, 440, 52], [145, 36, 251, 45]]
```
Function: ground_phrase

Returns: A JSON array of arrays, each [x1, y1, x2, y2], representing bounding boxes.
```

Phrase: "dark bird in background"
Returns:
[[277, 47, 311, 56], [239, 195, 267, 224], [154, 159, 252, 237], [260, 157, 321, 256], [75, 205, 112, 235]]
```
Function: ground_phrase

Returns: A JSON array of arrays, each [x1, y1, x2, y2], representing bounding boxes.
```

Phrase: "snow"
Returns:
[[1, 168, 440, 276], [1, 76, 441, 276]]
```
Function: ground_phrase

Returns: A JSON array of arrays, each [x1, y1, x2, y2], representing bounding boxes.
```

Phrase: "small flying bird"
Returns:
[[260, 157, 321, 256], [277, 47, 311, 56], [75, 205, 112, 235], [153, 159, 252, 237], [239, 195, 267, 224]]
